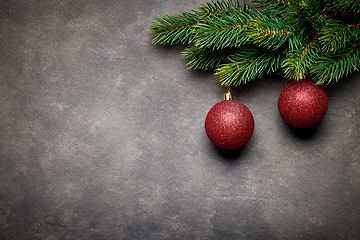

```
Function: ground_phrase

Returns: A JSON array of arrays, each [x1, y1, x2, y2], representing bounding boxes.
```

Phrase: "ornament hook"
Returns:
[[223, 86, 233, 100]]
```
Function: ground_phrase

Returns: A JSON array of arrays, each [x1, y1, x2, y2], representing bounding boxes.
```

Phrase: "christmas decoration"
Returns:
[[278, 79, 328, 128], [205, 88, 254, 149], [150, 0, 360, 85], [150, 0, 359, 147]]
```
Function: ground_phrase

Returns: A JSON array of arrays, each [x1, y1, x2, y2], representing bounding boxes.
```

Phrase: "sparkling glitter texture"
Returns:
[[205, 100, 254, 149], [278, 79, 328, 128]]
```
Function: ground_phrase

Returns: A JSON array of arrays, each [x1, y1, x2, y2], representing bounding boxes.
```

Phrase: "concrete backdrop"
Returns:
[[1, 0, 359, 239]]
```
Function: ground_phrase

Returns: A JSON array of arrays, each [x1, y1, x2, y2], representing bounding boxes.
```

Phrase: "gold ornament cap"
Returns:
[[223, 86, 233, 100]]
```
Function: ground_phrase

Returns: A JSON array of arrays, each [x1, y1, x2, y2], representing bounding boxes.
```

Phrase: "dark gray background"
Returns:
[[1, 0, 359, 239]]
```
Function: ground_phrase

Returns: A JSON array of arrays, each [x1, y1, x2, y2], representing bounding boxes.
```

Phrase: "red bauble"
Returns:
[[278, 79, 328, 128], [205, 100, 254, 149]]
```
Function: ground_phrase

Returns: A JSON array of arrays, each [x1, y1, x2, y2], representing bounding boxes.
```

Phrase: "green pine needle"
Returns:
[[332, 0, 360, 14], [320, 19, 360, 52], [182, 46, 236, 70], [215, 46, 286, 86], [198, 0, 243, 20], [150, 11, 199, 45], [311, 42, 360, 84], [247, 13, 294, 50], [150, 0, 360, 86], [250, 0, 293, 15], [192, 7, 258, 50], [282, 33, 321, 80]]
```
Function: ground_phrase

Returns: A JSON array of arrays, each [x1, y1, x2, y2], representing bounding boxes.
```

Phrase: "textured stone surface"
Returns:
[[0, 0, 360, 239]]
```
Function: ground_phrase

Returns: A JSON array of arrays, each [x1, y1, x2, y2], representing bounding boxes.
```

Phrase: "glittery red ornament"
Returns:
[[205, 100, 254, 149], [278, 79, 328, 128]]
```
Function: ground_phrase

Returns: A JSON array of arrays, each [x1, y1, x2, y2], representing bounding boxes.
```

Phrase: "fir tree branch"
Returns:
[[320, 19, 360, 52], [332, 0, 360, 14], [250, 0, 293, 15], [247, 13, 295, 50], [150, 0, 360, 85], [282, 32, 321, 80], [192, 7, 258, 50], [197, 0, 243, 20], [150, 11, 199, 45], [182, 46, 236, 70], [215, 46, 286, 86], [311, 42, 360, 84], [286, 0, 327, 32]]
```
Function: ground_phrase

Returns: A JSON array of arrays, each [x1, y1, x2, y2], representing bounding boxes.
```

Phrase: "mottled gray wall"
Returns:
[[0, 0, 359, 239]]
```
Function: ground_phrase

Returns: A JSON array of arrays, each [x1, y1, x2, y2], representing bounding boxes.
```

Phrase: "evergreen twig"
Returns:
[[182, 46, 236, 70], [150, 0, 360, 86], [193, 7, 257, 50], [311, 42, 360, 84], [150, 11, 199, 45], [247, 13, 294, 50], [215, 46, 286, 85], [332, 0, 360, 14], [283, 32, 322, 80], [320, 19, 360, 52], [198, 0, 243, 19]]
